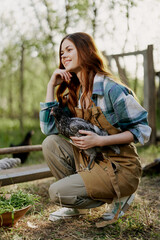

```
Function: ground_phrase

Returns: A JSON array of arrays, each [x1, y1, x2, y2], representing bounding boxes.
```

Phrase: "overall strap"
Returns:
[[91, 106, 121, 135]]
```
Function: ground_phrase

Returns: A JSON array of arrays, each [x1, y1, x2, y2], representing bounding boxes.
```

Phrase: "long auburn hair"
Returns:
[[56, 32, 126, 116]]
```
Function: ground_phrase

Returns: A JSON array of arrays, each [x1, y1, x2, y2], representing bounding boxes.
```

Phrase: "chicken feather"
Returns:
[[51, 106, 120, 169]]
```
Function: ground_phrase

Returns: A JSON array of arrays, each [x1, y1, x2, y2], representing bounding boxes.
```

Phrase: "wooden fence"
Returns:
[[0, 145, 53, 187], [105, 45, 156, 144], [0, 45, 158, 187]]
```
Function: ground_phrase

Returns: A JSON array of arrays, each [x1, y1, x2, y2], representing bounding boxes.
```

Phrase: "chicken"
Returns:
[[10, 130, 34, 164], [0, 158, 21, 170], [51, 106, 120, 169]]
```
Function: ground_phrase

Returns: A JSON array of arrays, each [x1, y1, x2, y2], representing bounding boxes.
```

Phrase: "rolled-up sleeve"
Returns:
[[108, 84, 152, 144], [39, 101, 59, 135]]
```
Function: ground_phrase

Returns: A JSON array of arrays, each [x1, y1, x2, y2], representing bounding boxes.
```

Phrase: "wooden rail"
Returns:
[[105, 45, 157, 144], [0, 145, 42, 155], [0, 145, 54, 187], [0, 163, 53, 187]]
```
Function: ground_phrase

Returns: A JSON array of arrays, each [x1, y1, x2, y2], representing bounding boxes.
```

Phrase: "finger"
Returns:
[[66, 71, 72, 77], [59, 72, 66, 80], [70, 136, 83, 141], [72, 142, 83, 149], [78, 130, 92, 135], [68, 72, 72, 77], [61, 72, 69, 81], [63, 72, 71, 83], [72, 140, 83, 145]]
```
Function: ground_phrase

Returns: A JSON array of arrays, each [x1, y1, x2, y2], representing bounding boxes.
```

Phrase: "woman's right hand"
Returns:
[[49, 69, 72, 87]]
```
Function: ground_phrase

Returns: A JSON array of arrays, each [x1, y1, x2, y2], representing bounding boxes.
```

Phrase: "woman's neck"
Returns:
[[77, 70, 84, 86]]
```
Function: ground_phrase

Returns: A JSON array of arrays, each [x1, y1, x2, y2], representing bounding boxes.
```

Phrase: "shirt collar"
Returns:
[[92, 73, 105, 96]]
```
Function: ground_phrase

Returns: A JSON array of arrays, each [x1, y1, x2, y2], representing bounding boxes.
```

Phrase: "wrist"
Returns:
[[48, 81, 56, 88], [97, 136, 105, 147]]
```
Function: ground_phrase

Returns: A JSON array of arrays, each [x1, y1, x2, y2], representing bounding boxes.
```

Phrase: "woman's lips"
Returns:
[[64, 60, 71, 66]]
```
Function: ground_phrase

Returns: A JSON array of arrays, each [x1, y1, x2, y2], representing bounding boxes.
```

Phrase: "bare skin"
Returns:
[[70, 130, 134, 149], [45, 69, 72, 102]]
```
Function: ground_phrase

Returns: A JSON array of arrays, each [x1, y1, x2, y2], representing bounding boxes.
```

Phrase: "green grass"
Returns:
[[0, 190, 40, 214], [0, 118, 45, 147], [1, 175, 160, 240], [0, 117, 159, 240], [0, 117, 160, 166], [0, 118, 46, 165], [137, 144, 160, 166]]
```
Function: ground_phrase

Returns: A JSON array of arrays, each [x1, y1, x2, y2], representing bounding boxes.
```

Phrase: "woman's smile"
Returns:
[[61, 39, 81, 74], [64, 59, 71, 67]]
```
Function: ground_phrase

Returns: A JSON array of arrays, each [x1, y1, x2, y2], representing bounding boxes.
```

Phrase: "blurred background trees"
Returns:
[[0, 0, 159, 139]]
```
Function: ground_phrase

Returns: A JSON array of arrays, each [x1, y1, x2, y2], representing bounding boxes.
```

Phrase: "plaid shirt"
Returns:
[[40, 74, 151, 144]]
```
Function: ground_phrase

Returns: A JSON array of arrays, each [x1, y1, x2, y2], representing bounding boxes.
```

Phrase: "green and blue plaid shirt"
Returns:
[[40, 74, 151, 144]]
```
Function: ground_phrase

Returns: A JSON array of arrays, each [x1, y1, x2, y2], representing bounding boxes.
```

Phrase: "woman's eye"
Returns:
[[68, 49, 72, 52]]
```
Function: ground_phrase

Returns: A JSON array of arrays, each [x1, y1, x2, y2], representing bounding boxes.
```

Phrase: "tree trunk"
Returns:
[[91, 0, 97, 38], [113, 56, 129, 86], [19, 43, 24, 133], [64, 0, 70, 34]]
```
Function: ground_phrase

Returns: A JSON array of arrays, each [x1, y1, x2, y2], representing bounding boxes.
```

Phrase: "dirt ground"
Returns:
[[0, 173, 160, 240]]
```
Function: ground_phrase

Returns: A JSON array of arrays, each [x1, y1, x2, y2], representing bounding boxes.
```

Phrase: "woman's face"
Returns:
[[61, 39, 81, 73]]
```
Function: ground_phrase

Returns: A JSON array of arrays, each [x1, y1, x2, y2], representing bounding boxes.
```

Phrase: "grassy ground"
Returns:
[[0, 118, 160, 239], [0, 175, 160, 240]]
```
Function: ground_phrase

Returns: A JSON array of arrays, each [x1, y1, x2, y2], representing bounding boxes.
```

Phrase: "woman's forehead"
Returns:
[[61, 39, 75, 50]]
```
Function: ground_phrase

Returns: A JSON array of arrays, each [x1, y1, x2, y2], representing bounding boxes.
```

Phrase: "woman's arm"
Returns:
[[45, 82, 55, 102], [70, 130, 134, 150], [104, 82, 152, 145], [45, 69, 72, 102], [40, 69, 72, 135], [97, 130, 134, 147]]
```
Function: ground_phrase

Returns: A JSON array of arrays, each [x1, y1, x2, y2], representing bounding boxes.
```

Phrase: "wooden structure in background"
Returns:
[[0, 163, 52, 187], [0, 145, 53, 187], [0, 145, 42, 155], [0, 45, 158, 187], [106, 45, 156, 144]]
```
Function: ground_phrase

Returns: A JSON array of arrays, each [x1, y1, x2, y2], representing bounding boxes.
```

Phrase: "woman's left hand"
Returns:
[[70, 130, 100, 149]]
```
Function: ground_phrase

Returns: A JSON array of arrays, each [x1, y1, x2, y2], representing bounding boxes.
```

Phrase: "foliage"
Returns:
[[0, 118, 45, 165], [0, 116, 159, 238], [0, 175, 160, 239], [137, 144, 160, 164], [0, 190, 40, 215], [0, 0, 150, 123]]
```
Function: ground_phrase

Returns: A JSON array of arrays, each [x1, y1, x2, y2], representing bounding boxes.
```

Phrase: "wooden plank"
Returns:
[[143, 45, 156, 144], [142, 159, 160, 176], [0, 145, 42, 155], [105, 45, 157, 144], [0, 163, 53, 187], [106, 49, 146, 58]]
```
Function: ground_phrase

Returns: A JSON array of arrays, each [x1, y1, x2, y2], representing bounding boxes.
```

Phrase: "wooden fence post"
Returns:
[[106, 46, 157, 144], [143, 45, 156, 144]]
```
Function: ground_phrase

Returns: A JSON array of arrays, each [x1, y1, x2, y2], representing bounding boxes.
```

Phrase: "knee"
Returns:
[[49, 182, 61, 204], [42, 135, 58, 154]]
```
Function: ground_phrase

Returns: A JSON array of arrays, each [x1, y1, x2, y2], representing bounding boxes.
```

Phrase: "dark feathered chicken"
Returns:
[[10, 130, 34, 164], [51, 106, 120, 169]]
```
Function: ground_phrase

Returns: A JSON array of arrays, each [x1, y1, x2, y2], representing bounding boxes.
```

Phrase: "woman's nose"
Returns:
[[62, 52, 68, 58]]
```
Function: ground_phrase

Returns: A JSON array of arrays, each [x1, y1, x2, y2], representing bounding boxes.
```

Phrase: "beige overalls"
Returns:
[[72, 106, 142, 203], [42, 105, 142, 226]]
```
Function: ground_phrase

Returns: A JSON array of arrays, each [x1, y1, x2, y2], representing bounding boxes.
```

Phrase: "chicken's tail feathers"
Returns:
[[10, 143, 15, 147], [110, 145, 120, 154]]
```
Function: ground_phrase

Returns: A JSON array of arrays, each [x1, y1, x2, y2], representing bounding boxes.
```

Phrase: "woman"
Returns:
[[40, 32, 151, 224]]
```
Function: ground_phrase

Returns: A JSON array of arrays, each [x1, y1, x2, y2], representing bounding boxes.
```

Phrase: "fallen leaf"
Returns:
[[27, 221, 38, 229]]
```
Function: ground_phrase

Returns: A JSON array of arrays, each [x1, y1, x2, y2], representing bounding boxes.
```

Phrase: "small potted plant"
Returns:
[[0, 190, 40, 227]]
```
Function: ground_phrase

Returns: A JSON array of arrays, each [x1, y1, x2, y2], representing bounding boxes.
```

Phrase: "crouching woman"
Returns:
[[39, 32, 151, 223]]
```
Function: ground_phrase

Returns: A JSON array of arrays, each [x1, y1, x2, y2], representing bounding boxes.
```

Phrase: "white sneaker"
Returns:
[[49, 207, 86, 222], [102, 193, 135, 221]]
